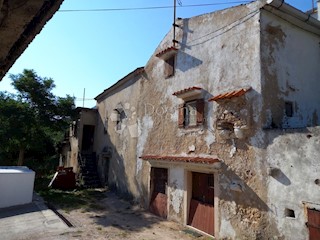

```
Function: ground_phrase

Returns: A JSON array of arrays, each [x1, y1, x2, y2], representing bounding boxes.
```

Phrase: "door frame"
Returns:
[[146, 160, 221, 237], [184, 169, 220, 238], [149, 166, 169, 218]]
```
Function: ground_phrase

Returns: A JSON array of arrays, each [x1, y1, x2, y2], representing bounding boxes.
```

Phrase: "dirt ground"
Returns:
[[34, 190, 210, 240]]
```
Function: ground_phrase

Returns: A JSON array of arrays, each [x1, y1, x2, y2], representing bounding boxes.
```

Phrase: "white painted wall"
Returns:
[[260, 9, 320, 239], [0, 167, 35, 208]]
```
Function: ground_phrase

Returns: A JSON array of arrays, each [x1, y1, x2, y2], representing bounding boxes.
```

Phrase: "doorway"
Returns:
[[149, 167, 168, 218], [81, 125, 95, 153], [188, 172, 214, 236]]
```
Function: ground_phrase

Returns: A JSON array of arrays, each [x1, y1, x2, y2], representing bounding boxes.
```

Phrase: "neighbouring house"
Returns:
[[62, 107, 102, 188], [65, 0, 320, 239], [94, 67, 144, 197], [308, 0, 319, 20]]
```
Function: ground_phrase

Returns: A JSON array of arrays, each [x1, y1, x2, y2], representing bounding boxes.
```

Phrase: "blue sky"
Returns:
[[0, 0, 313, 107]]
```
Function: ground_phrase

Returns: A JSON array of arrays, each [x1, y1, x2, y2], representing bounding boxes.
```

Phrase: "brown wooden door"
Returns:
[[308, 208, 320, 240], [188, 172, 214, 236], [149, 168, 168, 218]]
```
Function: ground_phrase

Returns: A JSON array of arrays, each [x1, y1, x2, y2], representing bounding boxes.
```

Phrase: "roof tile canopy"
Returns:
[[172, 86, 202, 99], [208, 87, 252, 101], [140, 155, 220, 164], [155, 46, 178, 59]]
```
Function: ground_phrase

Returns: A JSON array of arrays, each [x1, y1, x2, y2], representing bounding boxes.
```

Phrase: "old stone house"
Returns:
[[67, 0, 320, 239]]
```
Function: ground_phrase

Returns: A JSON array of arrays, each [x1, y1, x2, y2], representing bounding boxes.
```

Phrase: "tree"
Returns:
[[0, 69, 76, 166]]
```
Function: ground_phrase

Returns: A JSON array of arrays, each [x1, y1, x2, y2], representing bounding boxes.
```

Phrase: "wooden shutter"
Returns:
[[178, 103, 185, 128], [196, 99, 204, 125]]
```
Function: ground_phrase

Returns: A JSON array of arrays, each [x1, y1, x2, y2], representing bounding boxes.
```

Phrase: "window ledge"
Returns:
[[179, 126, 205, 134]]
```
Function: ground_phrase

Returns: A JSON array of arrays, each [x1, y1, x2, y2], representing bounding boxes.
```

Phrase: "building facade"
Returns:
[[72, 0, 320, 239]]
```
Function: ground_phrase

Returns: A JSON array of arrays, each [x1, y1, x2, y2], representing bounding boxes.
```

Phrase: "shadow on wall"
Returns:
[[95, 114, 146, 205], [178, 10, 260, 49], [176, 51, 203, 72], [219, 162, 270, 212], [217, 162, 280, 238], [268, 167, 291, 186]]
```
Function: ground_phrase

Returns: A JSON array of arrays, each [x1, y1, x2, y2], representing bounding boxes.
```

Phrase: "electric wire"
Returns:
[[58, 1, 251, 13]]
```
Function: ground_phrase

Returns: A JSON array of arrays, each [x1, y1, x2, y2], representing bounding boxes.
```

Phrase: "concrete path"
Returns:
[[0, 194, 70, 240]]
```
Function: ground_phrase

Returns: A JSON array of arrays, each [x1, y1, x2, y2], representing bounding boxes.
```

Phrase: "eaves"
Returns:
[[264, 0, 320, 36]]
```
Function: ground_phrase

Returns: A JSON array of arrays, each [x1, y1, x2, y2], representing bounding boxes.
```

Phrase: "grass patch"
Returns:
[[182, 229, 203, 238], [117, 231, 129, 238], [38, 189, 89, 211], [89, 203, 106, 210], [35, 174, 106, 211]]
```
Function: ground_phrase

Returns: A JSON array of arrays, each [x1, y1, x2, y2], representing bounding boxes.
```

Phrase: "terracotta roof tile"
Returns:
[[155, 46, 178, 59], [172, 86, 202, 96], [208, 87, 252, 101], [140, 155, 220, 164]]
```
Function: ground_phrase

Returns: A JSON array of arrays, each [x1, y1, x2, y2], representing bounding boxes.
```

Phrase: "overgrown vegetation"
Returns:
[[0, 69, 106, 212], [39, 188, 106, 212], [0, 69, 76, 166], [35, 175, 106, 211]]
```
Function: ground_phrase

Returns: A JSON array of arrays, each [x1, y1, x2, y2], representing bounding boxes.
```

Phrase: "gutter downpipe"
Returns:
[[266, 0, 320, 29]]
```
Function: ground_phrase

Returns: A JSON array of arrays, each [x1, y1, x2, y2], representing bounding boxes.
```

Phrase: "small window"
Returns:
[[178, 99, 204, 128], [284, 208, 295, 218], [285, 101, 293, 117], [185, 101, 197, 127], [116, 109, 126, 130], [164, 55, 175, 78], [104, 118, 108, 134]]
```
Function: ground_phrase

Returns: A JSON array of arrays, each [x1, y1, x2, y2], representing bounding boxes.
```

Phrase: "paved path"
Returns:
[[0, 194, 70, 240]]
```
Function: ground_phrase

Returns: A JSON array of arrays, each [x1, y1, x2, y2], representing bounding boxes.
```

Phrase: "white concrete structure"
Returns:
[[0, 167, 35, 208]]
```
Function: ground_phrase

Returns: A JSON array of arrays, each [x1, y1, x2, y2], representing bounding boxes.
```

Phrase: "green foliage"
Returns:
[[35, 174, 106, 211], [0, 69, 76, 166]]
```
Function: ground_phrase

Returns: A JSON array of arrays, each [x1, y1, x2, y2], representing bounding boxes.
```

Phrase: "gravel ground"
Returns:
[[34, 190, 210, 240]]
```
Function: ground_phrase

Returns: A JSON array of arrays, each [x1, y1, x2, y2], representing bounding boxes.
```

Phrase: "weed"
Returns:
[[118, 231, 128, 238], [89, 203, 106, 210], [34, 174, 107, 211]]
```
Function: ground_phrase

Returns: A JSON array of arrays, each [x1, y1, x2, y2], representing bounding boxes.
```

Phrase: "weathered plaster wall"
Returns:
[[89, 1, 320, 239], [168, 167, 185, 222], [260, 9, 320, 239], [137, 1, 272, 238], [69, 136, 79, 173], [94, 75, 143, 200], [260, 10, 320, 129]]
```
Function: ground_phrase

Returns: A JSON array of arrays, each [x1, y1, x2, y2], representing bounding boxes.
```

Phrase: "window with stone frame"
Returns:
[[178, 99, 204, 128]]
